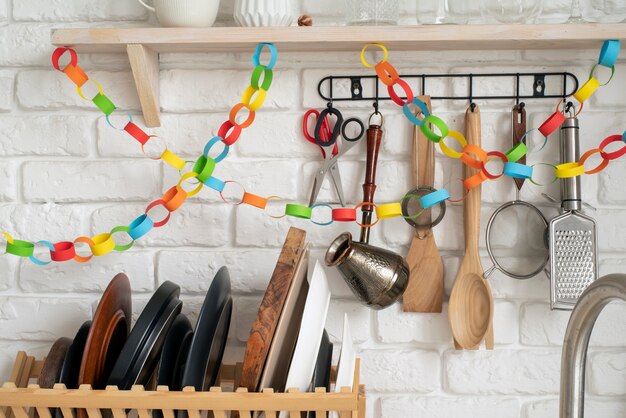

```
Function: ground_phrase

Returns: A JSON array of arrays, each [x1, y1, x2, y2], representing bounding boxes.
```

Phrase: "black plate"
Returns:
[[59, 321, 92, 389], [157, 313, 193, 390], [55, 321, 91, 418], [311, 330, 333, 392], [180, 267, 232, 392], [154, 314, 194, 418], [131, 297, 183, 389], [107, 281, 182, 390], [307, 331, 333, 418]]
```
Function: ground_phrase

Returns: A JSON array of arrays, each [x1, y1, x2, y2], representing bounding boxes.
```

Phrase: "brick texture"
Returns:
[[13, 0, 147, 22], [0, 3, 625, 417]]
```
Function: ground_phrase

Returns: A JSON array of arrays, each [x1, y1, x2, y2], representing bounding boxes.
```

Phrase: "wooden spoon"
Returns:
[[448, 105, 494, 350], [403, 96, 444, 313]]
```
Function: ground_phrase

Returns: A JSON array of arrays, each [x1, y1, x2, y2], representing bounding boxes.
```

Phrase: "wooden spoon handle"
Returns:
[[414, 97, 434, 223], [414, 98, 435, 188], [362, 124, 383, 211], [464, 106, 482, 255], [360, 123, 383, 243]]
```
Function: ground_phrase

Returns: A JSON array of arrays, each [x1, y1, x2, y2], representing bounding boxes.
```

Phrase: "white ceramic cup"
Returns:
[[137, 0, 220, 27]]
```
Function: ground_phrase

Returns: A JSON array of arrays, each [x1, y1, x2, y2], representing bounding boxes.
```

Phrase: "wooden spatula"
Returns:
[[403, 96, 444, 313]]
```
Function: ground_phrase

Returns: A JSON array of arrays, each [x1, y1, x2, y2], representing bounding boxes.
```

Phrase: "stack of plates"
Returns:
[[107, 280, 183, 390], [44, 267, 233, 402], [33, 227, 355, 418], [239, 227, 357, 407]]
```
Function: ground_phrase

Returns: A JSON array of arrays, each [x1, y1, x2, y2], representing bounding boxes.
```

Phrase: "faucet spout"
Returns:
[[559, 274, 626, 418]]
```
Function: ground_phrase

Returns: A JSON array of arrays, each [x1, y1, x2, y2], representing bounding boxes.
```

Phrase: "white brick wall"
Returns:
[[0, 2, 625, 417]]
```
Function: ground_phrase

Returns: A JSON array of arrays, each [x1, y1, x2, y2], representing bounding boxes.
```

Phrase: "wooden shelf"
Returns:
[[51, 24, 626, 126], [52, 24, 626, 53]]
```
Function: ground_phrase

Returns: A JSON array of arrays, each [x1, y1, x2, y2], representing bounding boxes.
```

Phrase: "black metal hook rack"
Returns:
[[317, 72, 580, 105]]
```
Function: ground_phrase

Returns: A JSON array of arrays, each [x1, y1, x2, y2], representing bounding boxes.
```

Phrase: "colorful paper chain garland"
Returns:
[[1, 40, 624, 264], [2, 44, 278, 264], [359, 39, 625, 206]]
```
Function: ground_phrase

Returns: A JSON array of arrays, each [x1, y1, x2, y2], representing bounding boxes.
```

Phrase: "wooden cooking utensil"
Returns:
[[359, 119, 383, 244], [403, 96, 444, 313], [448, 105, 494, 350]]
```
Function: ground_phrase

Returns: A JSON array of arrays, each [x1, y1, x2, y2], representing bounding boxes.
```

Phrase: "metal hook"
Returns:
[[515, 73, 521, 105], [369, 110, 383, 127], [328, 75, 333, 106], [374, 77, 380, 112], [564, 101, 575, 116], [468, 73, 474, 107]]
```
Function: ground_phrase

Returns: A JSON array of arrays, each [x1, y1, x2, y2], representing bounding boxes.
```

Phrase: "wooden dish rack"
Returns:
[[0, 352, 365, 418]]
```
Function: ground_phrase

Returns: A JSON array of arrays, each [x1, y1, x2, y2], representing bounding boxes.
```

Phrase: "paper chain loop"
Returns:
[[2, 40, 625, 264], [359, 40, 625, 198]]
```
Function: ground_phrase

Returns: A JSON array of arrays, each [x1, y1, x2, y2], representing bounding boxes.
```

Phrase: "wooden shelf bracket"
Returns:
[[126, 44, 160, 127]]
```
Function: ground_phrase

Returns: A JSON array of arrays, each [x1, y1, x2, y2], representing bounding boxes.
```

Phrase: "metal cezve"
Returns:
[[326, 113, 409, 310]]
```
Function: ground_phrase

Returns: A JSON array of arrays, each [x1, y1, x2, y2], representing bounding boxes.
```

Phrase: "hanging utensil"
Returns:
[[448, 104, 494, 350], [483, 103, 550, 281], [512, 103, 527, 192], [326, 232, 408, 310], [403, 96, 444, 313], [325, 109, 409, 310], [359, 112, 383, 243], [549, 116, 598, 310]]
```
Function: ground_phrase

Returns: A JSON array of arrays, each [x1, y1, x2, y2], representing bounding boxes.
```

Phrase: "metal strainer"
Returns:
[[485, 103, 550, 280], [485, 198, 549, 280]]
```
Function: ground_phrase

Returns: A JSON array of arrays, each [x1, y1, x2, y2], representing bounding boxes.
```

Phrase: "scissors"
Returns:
[[302, 109, 338, 158], [303, 106, 365, 207]]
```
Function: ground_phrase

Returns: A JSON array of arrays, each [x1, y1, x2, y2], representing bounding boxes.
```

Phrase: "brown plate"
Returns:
[[239, 227, 307, 392], [79, 273, 131, 391], [38, 337, 72, 388]]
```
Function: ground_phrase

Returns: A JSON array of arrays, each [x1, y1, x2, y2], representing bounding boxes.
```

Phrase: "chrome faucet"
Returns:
[[559, 274, 626, 418]]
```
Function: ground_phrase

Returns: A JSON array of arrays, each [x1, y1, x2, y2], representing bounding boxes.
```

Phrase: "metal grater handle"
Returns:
[[560, 117, 581, 212]]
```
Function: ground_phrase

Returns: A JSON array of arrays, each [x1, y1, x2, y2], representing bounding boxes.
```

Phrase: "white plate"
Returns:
[[334, 313, 355, 391], [283, 260, 331, 394], [330, 314, 356, 418]]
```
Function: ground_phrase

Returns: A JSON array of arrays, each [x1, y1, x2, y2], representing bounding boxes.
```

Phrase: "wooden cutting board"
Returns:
[[258, 246, 309, 392], [239, 227, 307, 392], [403, 96, 444, 313]]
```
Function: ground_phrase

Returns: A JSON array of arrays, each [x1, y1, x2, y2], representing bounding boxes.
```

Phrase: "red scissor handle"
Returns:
[[302, 109, 338, 157]]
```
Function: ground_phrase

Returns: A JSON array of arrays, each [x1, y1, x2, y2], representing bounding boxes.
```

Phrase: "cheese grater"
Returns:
[[549, 116, 598, 310]]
